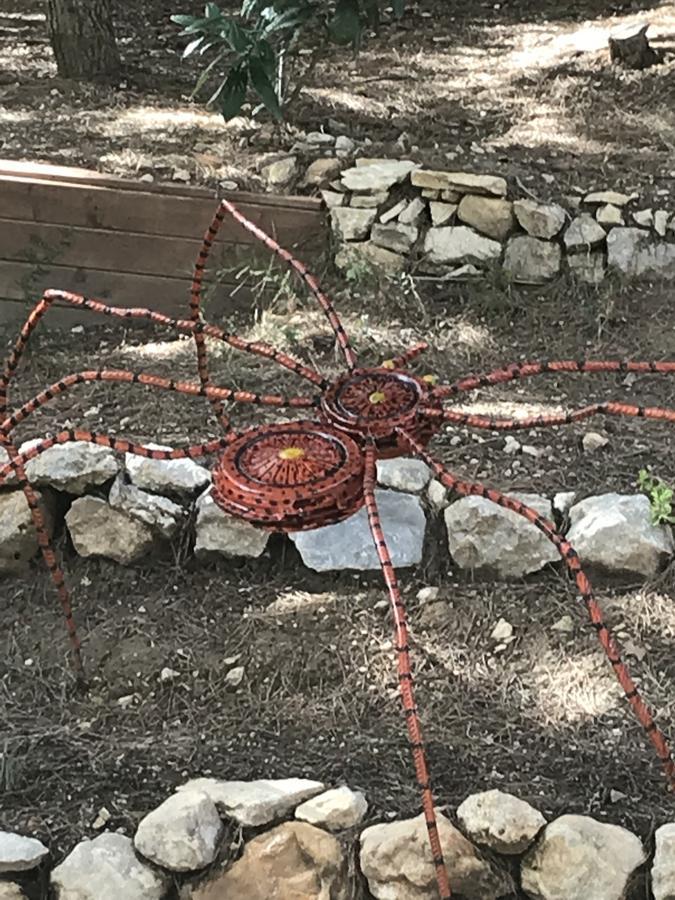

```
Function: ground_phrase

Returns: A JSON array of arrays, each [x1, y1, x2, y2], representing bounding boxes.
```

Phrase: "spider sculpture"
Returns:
[[2, 197, 675, 899]]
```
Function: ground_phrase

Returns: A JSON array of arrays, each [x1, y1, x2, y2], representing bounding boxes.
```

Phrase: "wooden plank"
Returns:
[[0, 160, 322, 211], [0, 176, 326, 246], [0, 218, 306, 281], [0, 260, 268, 322]]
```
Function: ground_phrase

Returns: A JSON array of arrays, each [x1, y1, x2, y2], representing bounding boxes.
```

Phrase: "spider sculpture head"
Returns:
[[2, 194, 675, 900]]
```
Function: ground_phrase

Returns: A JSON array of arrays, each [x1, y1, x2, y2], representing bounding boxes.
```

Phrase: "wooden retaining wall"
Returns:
[[0, 160, 327, 327]]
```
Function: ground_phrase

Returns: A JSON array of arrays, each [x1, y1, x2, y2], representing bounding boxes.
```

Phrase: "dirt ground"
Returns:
[[1, 1, 675, 898]]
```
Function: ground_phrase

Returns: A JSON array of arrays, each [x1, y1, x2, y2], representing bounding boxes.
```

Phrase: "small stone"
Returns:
[[429, 201, 457, 226], [504, 235, 561, 283], [371, 222, 418, 254], [139, 172, 154, 183], [51, 833, 168, 900], [262, 156, 297, 186], [66, 497, 154, 564], [503, 435, 521, 454], [522, 814, 645, 900], [160, 667, 180, 683], [567, 493, 674, 577], [195, 489, 269, 558], [633, 208, 653, 227], [341, 160, 417, 193], [225, 665, 245, 688], [422, 188, 441, 200], [334, 241, 406, 274], [417, 586, 440, 604], [193, 822, 348, 900], [553, 491, 576, 516], [360, 813, 513, 899], [0, 832, 49, 873], [303, 157, 341, 186], [654, 210, 669, 237], [335, 135, 355, 154], [551, 615, 575, 633], [564, 214, 606, 249], [398, 196, 427, 225], [568, 251, 606, 284], [584, 190, 636, 206], [291, 490, 426, 572], [377, 457, 431, 492], [330, 207, 377, 241], [0, 491, 50, 573], [457, 789, 546, 855], [607, 227, 675, 278], [490, 618, 513, 642], [91, 807, 111, 830], [595, 204, 624, 226], [652, 823, 675, 900], [423, 226, 502, 267], [108, 475, 184, 538], [411, 170, 507, 197], [609, 789, 627, 804], [321, 189, 344, 208], [457, 195, 514, 240], [22, 440, 118, 494], [513, 199, 566, 239], [445, 492, 559, 578], [582, 431, 609, 452], [305, 131, 335, 146], [176, 777, 325, 827], [441, 188, 462, 202], [295, 786, 368, 831], [134, 791, 223, 872], [350, 192, 387, 208], [380, 198, 408, 223], [172, 168, 190, 182], [427, 478, 449, 510], [447, 263, 482, 279], [125, 444, 210, 496]]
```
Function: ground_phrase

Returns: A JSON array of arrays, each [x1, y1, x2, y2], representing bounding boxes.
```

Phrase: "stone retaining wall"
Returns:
[[321, 159, 675, 283], [2, 777, 674, 899]]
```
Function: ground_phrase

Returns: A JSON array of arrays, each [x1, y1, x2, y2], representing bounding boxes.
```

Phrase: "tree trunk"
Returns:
[[46, 0, 121, 81]]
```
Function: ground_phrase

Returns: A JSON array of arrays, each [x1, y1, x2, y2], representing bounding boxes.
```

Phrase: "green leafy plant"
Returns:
[[172, 1, 405, 120], [638, 469, 675, 525]]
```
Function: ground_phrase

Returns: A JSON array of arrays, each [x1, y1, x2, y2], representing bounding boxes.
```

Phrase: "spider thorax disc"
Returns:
[[321, 368, 441, 458], [212, 421, 365, 531]]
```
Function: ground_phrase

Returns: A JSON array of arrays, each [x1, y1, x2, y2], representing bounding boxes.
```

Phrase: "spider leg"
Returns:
[[0, 290, 326, 420], [433, 359, 675, 399], [218, 198, 358, 370], [363, 444, 452, 900], [401, 428, 675, 790], [1, 369, 318, 437], [1, 429, 241, 676], [381, 342, 429, 370], [0, 429, 236, 487], [2, 435, 84, 681], [419, 401, 675, 431]]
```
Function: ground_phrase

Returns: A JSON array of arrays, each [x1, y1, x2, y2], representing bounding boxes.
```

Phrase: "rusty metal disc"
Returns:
[[212, 420, 365, 531]]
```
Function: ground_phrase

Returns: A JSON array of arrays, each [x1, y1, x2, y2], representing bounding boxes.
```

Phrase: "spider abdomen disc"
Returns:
[[212, 421, 365, 531]]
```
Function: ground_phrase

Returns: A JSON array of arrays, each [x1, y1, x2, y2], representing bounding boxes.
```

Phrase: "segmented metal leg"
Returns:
[[402, 428, 675, 790], [218, 199, 358, 370], [434, 359, 675, 399], [363, 444, 452, 900], [381, 342, 429, 370], [1, 369, 318, 436], [421, 401, 675, 431]]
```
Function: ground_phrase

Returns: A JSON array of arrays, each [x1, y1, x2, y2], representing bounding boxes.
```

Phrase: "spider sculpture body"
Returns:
[[2, 197, 675, 899]]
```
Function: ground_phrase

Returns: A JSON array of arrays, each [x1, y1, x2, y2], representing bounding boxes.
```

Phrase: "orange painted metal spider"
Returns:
[[2, 197, 675, 899]]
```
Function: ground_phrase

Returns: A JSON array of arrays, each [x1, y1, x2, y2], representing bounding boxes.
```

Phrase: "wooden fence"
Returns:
[[0, 160, 327, 327]]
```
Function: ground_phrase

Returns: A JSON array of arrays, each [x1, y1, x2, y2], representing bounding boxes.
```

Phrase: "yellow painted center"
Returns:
[[382, 359, 395, 370], [369, 390, 386, 405], [278, 446, 305, 460]]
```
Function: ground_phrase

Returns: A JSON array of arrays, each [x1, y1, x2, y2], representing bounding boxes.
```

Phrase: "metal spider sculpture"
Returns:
[[2, 197, 675, 899]]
